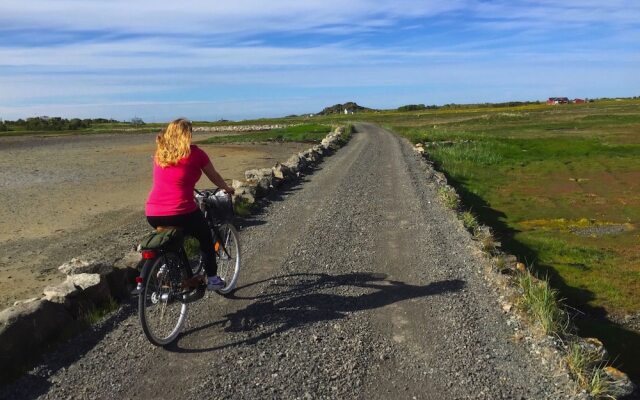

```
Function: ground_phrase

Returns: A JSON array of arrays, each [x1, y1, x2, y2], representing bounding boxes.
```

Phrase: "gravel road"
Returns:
[[0, 124, 573, 399]]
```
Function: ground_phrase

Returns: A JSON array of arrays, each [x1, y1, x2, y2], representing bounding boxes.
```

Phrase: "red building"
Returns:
[[547, 97, 570, 105]]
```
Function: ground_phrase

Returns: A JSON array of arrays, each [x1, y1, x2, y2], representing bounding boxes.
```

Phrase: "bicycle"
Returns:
[[134, 189, 241, 346]]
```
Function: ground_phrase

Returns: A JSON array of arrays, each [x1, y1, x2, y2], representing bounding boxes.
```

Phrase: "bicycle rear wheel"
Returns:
[[214, 223, 241, 294], [138, 252, 188, 346]]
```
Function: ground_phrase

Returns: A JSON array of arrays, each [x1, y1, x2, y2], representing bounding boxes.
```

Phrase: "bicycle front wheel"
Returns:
[[215, 223, 241, 294], [138, 252, 188, 346]]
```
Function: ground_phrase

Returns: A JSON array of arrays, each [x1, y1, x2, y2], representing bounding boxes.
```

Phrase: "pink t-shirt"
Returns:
[[145, 145, 211, 216]]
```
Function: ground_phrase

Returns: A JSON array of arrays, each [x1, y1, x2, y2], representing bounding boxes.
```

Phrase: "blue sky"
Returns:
[[1, 1, 639, 121]]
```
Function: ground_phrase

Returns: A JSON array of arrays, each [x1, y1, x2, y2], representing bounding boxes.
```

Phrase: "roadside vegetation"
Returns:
[[0, 118, 160, 136], [198, 123, 332, 144], [383, 98, 640, 389]]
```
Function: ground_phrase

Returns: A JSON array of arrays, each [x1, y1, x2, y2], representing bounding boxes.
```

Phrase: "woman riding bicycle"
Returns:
[[145, 118, 234, 290]]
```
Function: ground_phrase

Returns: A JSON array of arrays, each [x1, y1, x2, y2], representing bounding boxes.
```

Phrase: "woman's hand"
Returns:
[[223, 186, 235, 195]]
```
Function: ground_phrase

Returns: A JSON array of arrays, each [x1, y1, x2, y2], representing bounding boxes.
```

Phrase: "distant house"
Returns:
[[546, 97, 570, 105], [574, 98, 586, 104]]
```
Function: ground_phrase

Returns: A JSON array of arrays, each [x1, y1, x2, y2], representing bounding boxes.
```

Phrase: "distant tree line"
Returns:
[[396, 104, 438, 111], [0, 117, 137, 132]]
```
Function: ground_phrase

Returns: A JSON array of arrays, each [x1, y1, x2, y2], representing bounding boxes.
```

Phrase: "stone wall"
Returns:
[[231, 126, 348, 205], [193, 124, 292, 133]]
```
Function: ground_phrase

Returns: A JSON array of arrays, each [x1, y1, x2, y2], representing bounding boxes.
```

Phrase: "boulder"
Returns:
[[582, 337, 608, 360], [58, 258, 112, 276], [0, 299, 73, 380], [43, 279, 79, 305], [272, 162, 293, 182], [232, 180, 257, 204], [300, 150, 318, 164], [12, 298, 39, 307], [312, 145, 325, 157], [245, 168, 274, 197], [321, 131, 340, 146], [284, 154, 302, 173], [113, 251, 143, 270], [68, 273, 112, 307], [603, 366, 635, 397]]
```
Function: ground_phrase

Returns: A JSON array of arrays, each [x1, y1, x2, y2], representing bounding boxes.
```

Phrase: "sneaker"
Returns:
[[207, 276, 226, 291]]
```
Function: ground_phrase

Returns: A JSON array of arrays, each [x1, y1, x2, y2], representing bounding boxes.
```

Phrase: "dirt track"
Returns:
[[0, 132, 309, 308], [0, 124, 574, 399]]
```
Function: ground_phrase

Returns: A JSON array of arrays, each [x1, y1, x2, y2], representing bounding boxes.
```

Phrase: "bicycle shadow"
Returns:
[[167, 272, 464, 353]]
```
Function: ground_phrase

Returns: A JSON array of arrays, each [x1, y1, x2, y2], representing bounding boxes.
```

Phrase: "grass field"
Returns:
[[197, 123, 332, 144], [380, 99, 640, 380]]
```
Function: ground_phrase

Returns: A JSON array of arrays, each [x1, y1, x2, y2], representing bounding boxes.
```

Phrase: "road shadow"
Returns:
[[0, 302, 136, 399], [167, 272, 464, 353]]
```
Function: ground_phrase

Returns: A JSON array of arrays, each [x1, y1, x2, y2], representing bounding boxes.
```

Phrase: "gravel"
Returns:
[[0, 123, 574, 399]]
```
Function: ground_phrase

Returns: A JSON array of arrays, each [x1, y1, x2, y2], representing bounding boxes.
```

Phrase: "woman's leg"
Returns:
[[181, 210, 218, 277]]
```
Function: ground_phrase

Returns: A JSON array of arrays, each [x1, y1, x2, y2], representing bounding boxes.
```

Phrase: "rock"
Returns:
[[272, 162, 292, 182], [603, 366, 635, 396], [433, 171, 448, 184], [312, 145, 325, 157], [232, 180, 257, 204], [113, 251, 142, 270], [284, 154, 303, 172], [58, 258, 112, 276], [582, 337, 608, 360], [503, 254, 518, 268], [192, 124, 292, 133], [68, 273, 111, 306], [231, 179, 245, 190], [0, 299, 73, 380], [12, 298, 39, 306], [43, 280, 79, 304], [300, 150, 318, 164], [515, 262, 527, 273], [245, 168, 274, 197], [68, 273, 101, 290]]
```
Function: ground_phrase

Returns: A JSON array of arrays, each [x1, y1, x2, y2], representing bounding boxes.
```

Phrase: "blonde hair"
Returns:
[[155, 118, 192, 167]]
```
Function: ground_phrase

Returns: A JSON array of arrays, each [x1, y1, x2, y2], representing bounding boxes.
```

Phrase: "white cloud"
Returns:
[[0, 1, 466, 36], [0, 0, 638, 120]]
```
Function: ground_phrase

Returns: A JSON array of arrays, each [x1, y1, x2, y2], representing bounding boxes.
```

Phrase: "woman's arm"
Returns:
[[202, 162, 235, 194]]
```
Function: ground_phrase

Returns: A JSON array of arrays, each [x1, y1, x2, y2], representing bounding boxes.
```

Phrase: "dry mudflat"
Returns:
[[0, 132, 309, 309]]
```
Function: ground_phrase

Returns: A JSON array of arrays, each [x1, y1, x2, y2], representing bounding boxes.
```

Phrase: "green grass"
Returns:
[[437, 186, 460, 210], [460, 211, 480, 232], [517, 270, 569, 336], [233, 197, 255, 217], [566, 341, 630, 399], [81, 297, 120, 326], [197, 123, 332, 144]]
